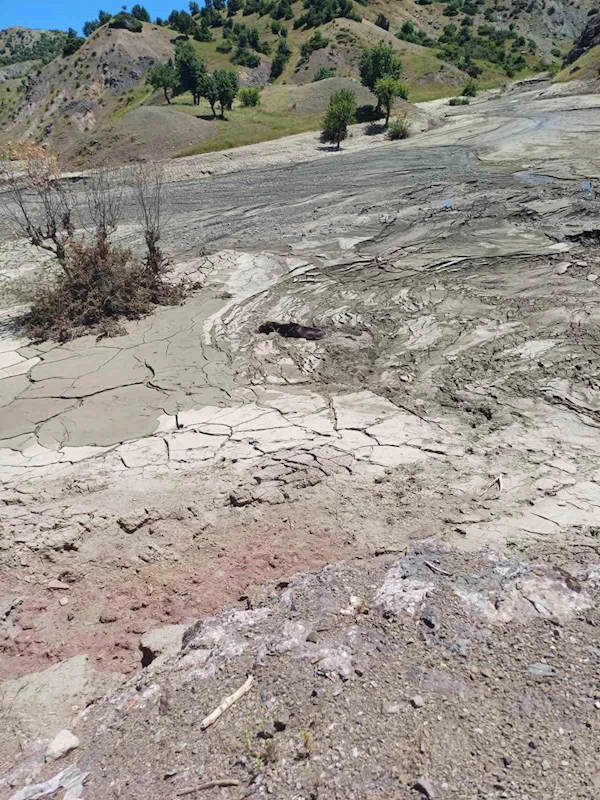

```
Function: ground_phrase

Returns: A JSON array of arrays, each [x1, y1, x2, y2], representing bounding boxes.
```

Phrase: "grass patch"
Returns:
[[554, 44, 600, 82], [111, 84, 153, 122]]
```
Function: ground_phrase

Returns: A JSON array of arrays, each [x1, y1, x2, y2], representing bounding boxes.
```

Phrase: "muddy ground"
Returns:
[[1, 79, 600, 798]]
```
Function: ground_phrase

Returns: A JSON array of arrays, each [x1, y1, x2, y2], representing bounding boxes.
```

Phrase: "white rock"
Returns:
[[587, 273, 598, 282], [46, 729, 80, 761]]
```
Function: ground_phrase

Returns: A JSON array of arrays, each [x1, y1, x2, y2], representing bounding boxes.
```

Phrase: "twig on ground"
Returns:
[[200, 675, 254, 730], [480, 475, 503, 498], [425, 561, 453, 577], [177, 779, 240, 795]]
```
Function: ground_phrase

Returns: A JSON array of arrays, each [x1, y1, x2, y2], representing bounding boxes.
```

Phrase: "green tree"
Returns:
[[375, 13, 389, 31], [175, 40, 206, 103], [374, 75, 408, 125], [194, 18, 213, 40], [213, 69, 239, 117], [359, 43, 402, 92], [131, 4, 150, 21], [62, 28, 85, 56], [189, 0, 200, 13], [200, 73, 219, 115], [321, 88, 356, 149], [148, 59, 178, 103]]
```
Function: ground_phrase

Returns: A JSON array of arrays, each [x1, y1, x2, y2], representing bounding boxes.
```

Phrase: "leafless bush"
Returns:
[[0, 144, 189, 343], [0, 143, 74, 270], [131, 161, 168, 276]]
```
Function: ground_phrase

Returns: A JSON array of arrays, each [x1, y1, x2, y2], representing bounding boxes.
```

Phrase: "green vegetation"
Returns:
[[448, 96, 470, 105], [294, 0, 362, 30], [0, 30, 67, 67], [108, 13, 144, 32], [175, 40, 206, 104], [375, 13, 390, 31], [147, 59, 178, 103], [388, 114, 410, 140], [396, 21, 435, 48], [313, 66, 335, 81], [270, 38, 292, 78], [62, 28, 85, 56], [213, 68, 240, 116], [374, 76, 408, 125], [239, 86, 261, 106], [321, 87, 356, 149], [462, 77, 479, 96], [359, 43, 402, 92], [299, 30, 329, 65]]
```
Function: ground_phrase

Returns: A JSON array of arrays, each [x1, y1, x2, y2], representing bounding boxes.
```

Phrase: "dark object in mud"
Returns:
[[258, 322, 326, 340]]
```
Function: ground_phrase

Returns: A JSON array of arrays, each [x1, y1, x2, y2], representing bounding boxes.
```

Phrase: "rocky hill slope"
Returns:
[[1, 1, 599, 166]]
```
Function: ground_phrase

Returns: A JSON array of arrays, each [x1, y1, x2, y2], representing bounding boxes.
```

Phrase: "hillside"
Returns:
[[1, 0, 599, 166]]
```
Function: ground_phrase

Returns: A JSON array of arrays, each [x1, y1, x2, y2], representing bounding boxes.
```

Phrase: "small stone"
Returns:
[[384, 701, 400, 715], [412, 695, 425, 708], [594, 700, 600, 710], [529, 740, 538, 750], [541, 760, 550, 770], [306, 631, 318, 644], [480, 667, 493, 679], [59, 597, 69, 606], [528, 662, 557, 678], [555, 262, 571, 274], [99, 613, 119, 624], [229, 488, 254, 507], [587, 273, 598, 282], [503, 755, 512, 767], [591, 773, 600, 789], [421, 607, 437, 630], [273, 714, 289, 732], [47, 580, 70, 591], [414, 776, 436, 798], [46, 729, 79, 762]]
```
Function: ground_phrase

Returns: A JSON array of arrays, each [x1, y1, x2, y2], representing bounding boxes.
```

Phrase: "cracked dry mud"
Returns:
[[1, 79, 600, 798]]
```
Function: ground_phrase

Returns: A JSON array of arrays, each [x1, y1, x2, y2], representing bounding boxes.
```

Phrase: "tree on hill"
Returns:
[[148, 59, 178, 103], [189, 1, 200, 13], [131, 4, 151, 21], [321, 88, 356, 149], [175, 40, 206, 103], [359, 43, 402, 92], [213, 69, 239, 117], [168, 9, 196, 36], [83, 10, 112, 36], [200, 73, 219, 116], [62, 28, 85, 56], [374, 75, 408, 125]]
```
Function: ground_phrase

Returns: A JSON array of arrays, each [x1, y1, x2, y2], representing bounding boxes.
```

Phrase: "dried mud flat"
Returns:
[[1, 79, 600, 798]]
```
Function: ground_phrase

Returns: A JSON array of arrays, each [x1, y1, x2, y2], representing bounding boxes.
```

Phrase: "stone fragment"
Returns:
[[46, 729, 80, 762]]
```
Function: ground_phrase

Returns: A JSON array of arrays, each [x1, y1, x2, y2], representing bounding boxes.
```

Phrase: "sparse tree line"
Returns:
[[321, 43, 410, 149], [148, 41, 241, 117]]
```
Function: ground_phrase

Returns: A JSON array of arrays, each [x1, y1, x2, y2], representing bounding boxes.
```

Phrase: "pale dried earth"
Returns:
[[1, 78, 600, 798]]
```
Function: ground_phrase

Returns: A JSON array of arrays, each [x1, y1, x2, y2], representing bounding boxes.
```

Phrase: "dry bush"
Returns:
[[0, 145, 189, 343]]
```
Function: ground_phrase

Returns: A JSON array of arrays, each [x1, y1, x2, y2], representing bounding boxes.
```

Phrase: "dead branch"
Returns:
[[177, 780, 240, 795], [83, 166, 124, 242], [425, 561, 453, 577], [0, 143, 74, 277], [200, 675, 254, 730]]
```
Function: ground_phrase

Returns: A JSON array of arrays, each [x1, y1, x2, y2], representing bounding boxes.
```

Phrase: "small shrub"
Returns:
[[216, 39, 233, 52], [462, 78, 479, 97], [388, 115, 410, 139], [313, 66, 335, 81], [239, 86, 261, 106], [449, 96, 470, 105], [375, 13, 389, 30], [109, 13, 143, 32]]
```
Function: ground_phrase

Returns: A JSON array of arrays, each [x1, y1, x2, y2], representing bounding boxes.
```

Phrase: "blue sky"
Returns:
[[0, 2, 179, 35]]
